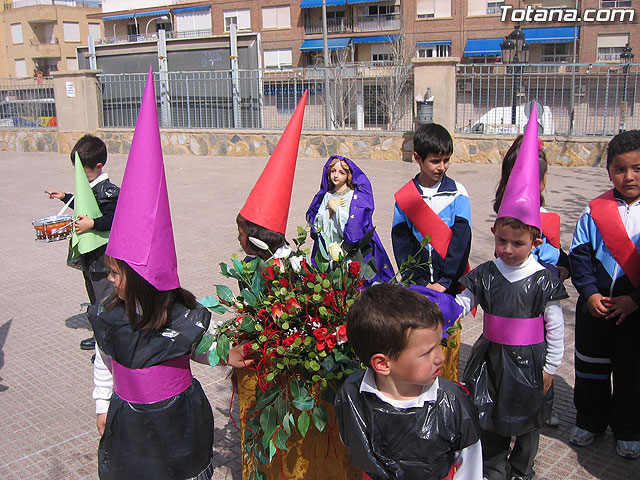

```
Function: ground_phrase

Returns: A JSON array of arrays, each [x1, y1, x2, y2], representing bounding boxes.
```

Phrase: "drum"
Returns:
[[32, 215, 73, 242]]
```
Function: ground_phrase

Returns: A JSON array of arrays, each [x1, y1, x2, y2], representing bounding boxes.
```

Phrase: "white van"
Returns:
[[469, 103, 555, 135]]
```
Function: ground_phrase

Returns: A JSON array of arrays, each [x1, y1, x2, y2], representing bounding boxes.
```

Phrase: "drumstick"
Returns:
[[56, 195, 74, 217]]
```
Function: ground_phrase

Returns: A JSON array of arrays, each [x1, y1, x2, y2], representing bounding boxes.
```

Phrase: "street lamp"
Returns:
[[145, 15, 169, 36], [501, 26, 529, 126], [619, 43, 634, 133]]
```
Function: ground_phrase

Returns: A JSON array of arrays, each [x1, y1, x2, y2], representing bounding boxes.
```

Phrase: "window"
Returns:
[[541, 43, 569, 63], [156, 22, 170, 32], [468, 0, 487, 16], [596, 34, 629, 62], [11, 23, 23, 44], [62, 22, 80, 42], [417, 0, 435, 18], [486, 1, 505, 14], [417, 44, 451, 58], [224, 9, 251, 32], [127, 23, 139, 39], [600, 0, 631, 7], [262, 6, 291, 29], [15, 58, 27, 77], [175, 9, 211, 32], [371, 44, 392, 63], [264, 49, 293, 69], [366, 5, 395, 15], [88, 23, 101, 40], [66, 57, 79, 70]]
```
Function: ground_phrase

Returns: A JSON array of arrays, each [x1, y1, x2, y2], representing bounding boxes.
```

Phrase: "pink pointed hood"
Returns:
[[496, 103, 541, 230], [106, 65, 180, 290]]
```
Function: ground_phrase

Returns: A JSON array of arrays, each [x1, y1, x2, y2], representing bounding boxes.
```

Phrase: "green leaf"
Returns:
[[329, 267, 343, 290], [216, 285, 234, 303], [321, 354, 336, 373], [215, 334, 230, 364], [297, 411, 310, 438], [312, 404, 328, 432], [292, 395, 315, 411], [290, 378, 308, 399], [241, 316, 256, 333], [274, 396, 287, 421], [208, 347, 219, 367], [255, 385, 283, 411], [210, 304, 229, 315], [241, 288, 258, 307], [232, 258, 244, 274], [251, 272, 265, 297], [333, 350, 350, 363], [260, 405, 278, 444], [199, 296, 220, 308], [195, 335, 214, 355], [283, 412, 294, 435], [274, 426, 290, 450]]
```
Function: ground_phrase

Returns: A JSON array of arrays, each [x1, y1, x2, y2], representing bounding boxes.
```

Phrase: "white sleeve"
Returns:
[[455, 289, 478, 318], [453, 439, 483, 480], [93, 346, 113, 414], [543, 300, 565, 375]]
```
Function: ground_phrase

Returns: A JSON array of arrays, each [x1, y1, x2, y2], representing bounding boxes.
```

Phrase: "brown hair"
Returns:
[[494, 216, 541, 242], [236, 213, 287, 261], [493, 135, 548, 214], [70, 134, 107, 169], [347, 283, 443, 368], [105, 255, 198, 331], [327, 157, 353, 190]]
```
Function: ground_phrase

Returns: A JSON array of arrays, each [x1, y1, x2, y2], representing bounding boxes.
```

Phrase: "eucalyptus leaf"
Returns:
[[274, 427, 290, 451], [292, 395, 315, 411], [210, 304, 229, 315], [297, 411, 310, 438], [312, 404, 328, 432], [255, 385, 283, 411], [241, 288, 258, 307], [199, 296, 220, 308], [216, 285, 234, 303]]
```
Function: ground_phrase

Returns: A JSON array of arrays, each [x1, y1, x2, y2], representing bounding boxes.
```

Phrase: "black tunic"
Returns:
[[89, 301, 214, 480], [335, 370, 481, 480], [460, 261, 568, 436]]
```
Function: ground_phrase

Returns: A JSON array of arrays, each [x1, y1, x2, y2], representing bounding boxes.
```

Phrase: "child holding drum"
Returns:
[[47, 134, 119, 351]]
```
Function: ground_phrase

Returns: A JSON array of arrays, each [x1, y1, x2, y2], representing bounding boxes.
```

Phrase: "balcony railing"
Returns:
[[30, 37, 58, 45], [94, 29, 213, 45], [597, 52, 622, 62], [354, 13, 401, 32], [600, 0, 631, 7], [304, 18, 353, 35], [487, 3, 505, 14], [6, 0, 101, 8]]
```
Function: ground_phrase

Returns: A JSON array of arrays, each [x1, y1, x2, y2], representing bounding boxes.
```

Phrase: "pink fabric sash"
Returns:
[[112, 355, 192, 404], [483, 313, 544, 346]]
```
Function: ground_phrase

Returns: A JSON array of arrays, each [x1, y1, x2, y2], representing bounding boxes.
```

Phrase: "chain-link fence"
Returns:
[[0, 77, 56, 128], [456, 63, 639, 136], [98, 65, 414, 132]]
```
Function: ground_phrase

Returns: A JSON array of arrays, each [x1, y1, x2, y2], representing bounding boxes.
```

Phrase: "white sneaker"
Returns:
[[569, 426, 596, 447]]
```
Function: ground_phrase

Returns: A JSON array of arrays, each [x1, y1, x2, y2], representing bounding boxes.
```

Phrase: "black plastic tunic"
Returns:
[[89, 301, 214, 480], [460, 261, 568, 436], [335, 370, 481, 480]]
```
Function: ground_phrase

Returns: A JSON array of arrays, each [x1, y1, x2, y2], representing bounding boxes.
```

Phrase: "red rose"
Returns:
[[348, 261, 361, 277], [304, 273, 316, 284], [271, 303, 284, 318], [282, 333, 299, 347], [326, 335, 337, 351], [279, 278, 290, 289], [313, 327, 328, 342], [262, 267, 276, 281], [316, 341, 326, 351], [286, 297, 301, 313], [257, 309, 269, 321], [337, 324, 348, 342], [323, 291, 336, 307], [242, 342, 253, 355]]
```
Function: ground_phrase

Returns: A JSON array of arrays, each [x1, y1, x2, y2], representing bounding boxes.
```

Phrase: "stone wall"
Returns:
[[0, 128, 610, 167]]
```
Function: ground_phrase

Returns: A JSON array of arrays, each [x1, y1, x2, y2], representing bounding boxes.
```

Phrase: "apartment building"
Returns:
[[0, 0, 102, 78]]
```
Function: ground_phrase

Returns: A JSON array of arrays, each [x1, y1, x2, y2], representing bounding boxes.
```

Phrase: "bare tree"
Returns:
[[376, 33, 414, 130], [313, 45, 357, 130]]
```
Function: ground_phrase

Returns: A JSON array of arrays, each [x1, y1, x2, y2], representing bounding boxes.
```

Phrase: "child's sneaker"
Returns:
[[569, 426, 596, 447], [616, 440, 640, 459]]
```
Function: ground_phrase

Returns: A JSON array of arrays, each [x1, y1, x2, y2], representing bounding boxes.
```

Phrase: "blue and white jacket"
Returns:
[[569, 189, 640, 304], [392, 174, 472, 294]]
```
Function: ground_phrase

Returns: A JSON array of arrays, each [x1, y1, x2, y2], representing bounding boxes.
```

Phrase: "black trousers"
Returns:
[[482, 428, 540, 480], [82, 270, 113, 307], [573, 295, 640, 441]]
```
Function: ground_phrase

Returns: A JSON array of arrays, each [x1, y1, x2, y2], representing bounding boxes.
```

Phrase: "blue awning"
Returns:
[[300, 0, 346, 7], [417, 40, 451, 46], [174, 6, 211, 13], [352, 35, 397, 43], [103, 13, 135, 21], [522, 26, 579, 43], [134, 9, 170, 18], [301, 37, 351, 51], [347, 0, 381, 3], [464, 38, 502, 56]]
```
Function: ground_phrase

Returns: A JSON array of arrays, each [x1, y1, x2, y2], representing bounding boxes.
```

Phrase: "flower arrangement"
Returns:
[[196, 227, 459, 479]]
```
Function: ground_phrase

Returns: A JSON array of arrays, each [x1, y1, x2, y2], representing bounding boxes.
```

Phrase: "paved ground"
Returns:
[[0, 150, 636, 480]]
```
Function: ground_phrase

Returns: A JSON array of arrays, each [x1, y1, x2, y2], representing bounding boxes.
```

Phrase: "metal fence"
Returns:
[[98, 65, 414, 132], [0, 77, 56, 128], [456, 63, 640, 136]]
